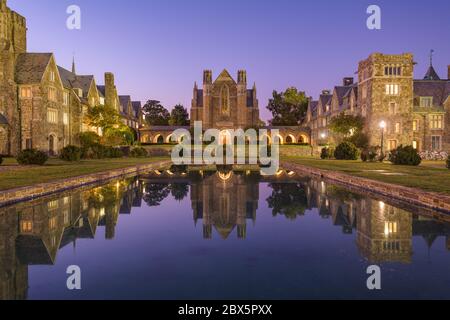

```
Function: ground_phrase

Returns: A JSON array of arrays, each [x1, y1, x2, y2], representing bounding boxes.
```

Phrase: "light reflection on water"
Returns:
[[0, 167, 449, 300]]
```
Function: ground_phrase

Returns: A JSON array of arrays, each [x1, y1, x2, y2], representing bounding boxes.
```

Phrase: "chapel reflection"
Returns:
[[1, 170, 450, 300]]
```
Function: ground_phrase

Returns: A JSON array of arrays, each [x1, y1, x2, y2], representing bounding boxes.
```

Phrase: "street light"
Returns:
[[379, 121, 386, 160]]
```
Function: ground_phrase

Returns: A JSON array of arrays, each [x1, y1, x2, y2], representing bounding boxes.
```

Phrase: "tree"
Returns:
[[142, 100, 170, 126], [84, 104, 122, 133], [169, 104, 190, 126], [266, 183, 308, 220], [329, 113, 368, 149], [267, 87, 309, 126]]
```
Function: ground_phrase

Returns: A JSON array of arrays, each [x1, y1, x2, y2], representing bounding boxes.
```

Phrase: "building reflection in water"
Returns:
[[1, 168, 450, 299]]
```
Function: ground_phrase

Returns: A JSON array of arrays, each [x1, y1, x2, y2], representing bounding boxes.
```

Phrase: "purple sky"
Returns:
[[8, 0, 450, 121]]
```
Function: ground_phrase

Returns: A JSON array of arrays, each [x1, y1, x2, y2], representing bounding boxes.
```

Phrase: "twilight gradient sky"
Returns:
[[8, 0, 450, 121]]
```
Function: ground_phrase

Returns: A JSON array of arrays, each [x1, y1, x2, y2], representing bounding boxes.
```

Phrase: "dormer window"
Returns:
[[75, 88, 83, 97], [50, 71, 55, 82], [420, 97, 433, 108]]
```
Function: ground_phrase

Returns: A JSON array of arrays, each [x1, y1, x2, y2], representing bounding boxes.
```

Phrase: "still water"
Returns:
[[1, 167, 450, 300]]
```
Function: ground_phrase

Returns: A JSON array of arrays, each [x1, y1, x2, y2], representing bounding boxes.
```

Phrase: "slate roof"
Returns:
[[119, 95, 131, 115], [310, 100, 319, 118], [334, 86, 353, 105], [16, 235, 54, 265], [247, 89, 254, 107], [132, 101, 142, 118], [0, 113, 8, 125], [423, 66, 441, 81], [319, 93, 333, 113], [97, 85, 106, 97], [57, 65, 94, 98], [15, 53, 53, 84], [413, 80, 450, 108], [196, 89, 203, 107]]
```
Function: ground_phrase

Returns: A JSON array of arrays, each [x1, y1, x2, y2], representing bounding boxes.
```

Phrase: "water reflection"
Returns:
[[0, 168, 449, 299]]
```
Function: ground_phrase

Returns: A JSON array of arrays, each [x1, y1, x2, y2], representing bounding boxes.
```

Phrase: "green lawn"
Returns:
[[0, 157, 169, 191], [282, 157, 450, 195]]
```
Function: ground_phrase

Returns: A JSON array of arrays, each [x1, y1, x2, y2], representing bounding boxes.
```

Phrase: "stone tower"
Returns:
[[0, 0, 27, 155], [358, 53, 415, 150], [202, 70, 213, 128]]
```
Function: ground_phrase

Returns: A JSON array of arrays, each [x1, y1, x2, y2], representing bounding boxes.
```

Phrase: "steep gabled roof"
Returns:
[[414, 80, 450, 107], [97, 85, 106, 97], [214, 69, 236, 84], [132, 101, 142, 118], [15, 53, 53, 84], [119, 95, 131, 114], [310, 100, 319, 118], [424, 66, 441, 81], [57, 65, 95, 99]]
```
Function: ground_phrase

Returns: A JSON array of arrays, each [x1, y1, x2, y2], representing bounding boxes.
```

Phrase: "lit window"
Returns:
[[63, 112, 69, 126], [412, 140, 418, 149], [389, 140, 397, 151], [430, 115, 443, 129], [420, 97, 433, 108], [100, 97, 105, 105], [21, 220, 33, 233], [50, 71, 55, 82], [20, 87, 32, 98], [431, 136, 442, 150], [63, 92, 69, 105], [384, 222, 398, 236], [49, 217, 57, 230], [47, 200, 59, 210], [47, 109, 58, 124], [48, 87, 57, 102], [395, 122, 401, 134], [412, 120, 418, 131], [385, 84, 399, 95]]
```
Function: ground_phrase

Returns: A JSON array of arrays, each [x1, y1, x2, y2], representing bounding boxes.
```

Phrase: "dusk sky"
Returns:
[[9, 0, 450, 121]]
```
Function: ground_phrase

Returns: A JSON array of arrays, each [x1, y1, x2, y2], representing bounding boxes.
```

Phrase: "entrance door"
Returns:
[[49, 135, 56, 156]]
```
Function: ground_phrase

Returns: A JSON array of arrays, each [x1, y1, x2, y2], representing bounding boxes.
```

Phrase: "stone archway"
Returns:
[[48, 134, 57, 156], [298, 134, 309, 144], [285, 134, 296, 144]]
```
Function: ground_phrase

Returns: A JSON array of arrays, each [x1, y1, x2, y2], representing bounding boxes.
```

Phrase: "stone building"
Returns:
[[0, 0, 142, 156], [191, 69, 260, 130], [307, 52, 450, 154]]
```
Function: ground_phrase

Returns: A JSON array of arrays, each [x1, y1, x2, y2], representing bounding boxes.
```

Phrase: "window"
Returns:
[[385, 66, 401, 76], [384, 222, 398, 236], [48, 87, 57, 102], [47, 200, 59, 210], [430, 115, 443, 129], [100, 97, 105, 105], [385, 84, 399, 95], [389, 140, 397, 151], [63, 112, 69, 126], [412, 120, 418, 132], [63, 92, 69, 105], [395, 122, 401, 134], [389, 102, 397, 115], [20, 87, 32, 98], [50, 71, 55, 82], [431, 136, 442, 150], [49, 217, 57, 230], [47, 109, 58, 124], [21, 220, 33, 233], [420, 97, 433, 107], [412, 140, 418, 150]]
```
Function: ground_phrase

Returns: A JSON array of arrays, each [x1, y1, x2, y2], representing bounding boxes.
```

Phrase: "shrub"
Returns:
[[104, 147, 124, 158], [79, 132, 101, 148], [81, 143, 105, 159], [334, 142, 360, 160], [16, 149, 48, 165], [389, 145, 422, 166], [60, 145, 82, 162], [130, 147, 148, 158], [361, 146, 379, 162], [320, 147, 334, 159], [148, 148, 170, 157], [446, 155, 450, 169]]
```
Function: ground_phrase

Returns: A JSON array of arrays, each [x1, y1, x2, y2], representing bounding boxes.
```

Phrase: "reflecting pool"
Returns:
[[1, 167, 450, 300]]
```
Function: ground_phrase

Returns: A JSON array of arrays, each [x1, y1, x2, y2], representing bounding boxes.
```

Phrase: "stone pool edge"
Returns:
[[0, 160, 173, 207], [281, 160, 450, 214]]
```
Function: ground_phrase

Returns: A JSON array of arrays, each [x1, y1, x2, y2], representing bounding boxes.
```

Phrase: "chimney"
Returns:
[[343, 77, 354, 86], [105, 72, 116, 110]]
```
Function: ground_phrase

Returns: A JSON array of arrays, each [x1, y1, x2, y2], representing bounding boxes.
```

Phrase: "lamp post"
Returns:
[[320, 132, 327, 146], [379, 121, 386, 160]]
